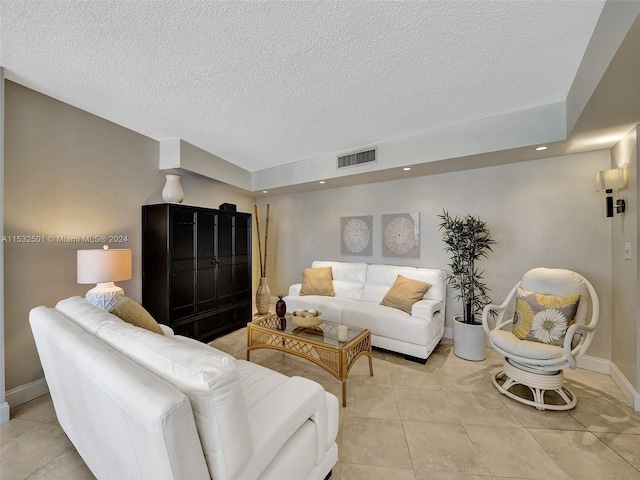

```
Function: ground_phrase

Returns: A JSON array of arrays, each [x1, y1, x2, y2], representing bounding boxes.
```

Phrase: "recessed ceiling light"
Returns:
[[403, 167, 411, 171], [262, 190, 268, 194], [535, 146, 548, 151], [319, 181, 326, 184]]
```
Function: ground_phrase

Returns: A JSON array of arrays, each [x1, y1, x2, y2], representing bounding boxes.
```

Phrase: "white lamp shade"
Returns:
[[77, 248, 132, 284], [596, 168, 625, 191]]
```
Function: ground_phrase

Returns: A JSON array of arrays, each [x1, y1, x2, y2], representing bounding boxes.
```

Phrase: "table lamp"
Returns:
[[77, 246, 132, 310]]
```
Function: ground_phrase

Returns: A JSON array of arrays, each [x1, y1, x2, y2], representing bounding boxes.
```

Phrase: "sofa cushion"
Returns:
[[512, 287, 580, 346], [284, 295, 357, 322], [109, 296, 164, 335], [93, 320, 253, 480], [342, 301, 431, 345], [381, 275, 431, 313], [312, 261, 367, 300], [363, 264, 445, 304], [301, 267, 335, 296], [235, 359, 288, 409]]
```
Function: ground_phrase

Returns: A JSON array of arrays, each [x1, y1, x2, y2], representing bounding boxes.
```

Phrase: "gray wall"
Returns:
[[258, 149, 613, 360], [3, 81, 257, 396], [611, 126, 638, 390]]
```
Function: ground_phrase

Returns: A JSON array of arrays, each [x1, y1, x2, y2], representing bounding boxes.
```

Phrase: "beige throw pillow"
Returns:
[[300, 267, 335, 296], [381, 275, 431, 314], [109, 296, 164, 335]]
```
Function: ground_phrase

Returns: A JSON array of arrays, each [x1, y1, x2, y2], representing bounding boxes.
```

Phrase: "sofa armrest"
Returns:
[[239, 376, 327, 480], [288, 283, 302, 296], [159, 324, 174, 336], [411, 299, 443, 320]]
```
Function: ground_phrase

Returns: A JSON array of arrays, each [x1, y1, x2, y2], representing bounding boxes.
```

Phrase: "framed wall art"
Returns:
[[341, 216, 373, 256], [381, 212, 420, 258]]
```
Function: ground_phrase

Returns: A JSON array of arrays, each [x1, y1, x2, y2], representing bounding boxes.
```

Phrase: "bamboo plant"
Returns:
[[438, 210, 495, 324]]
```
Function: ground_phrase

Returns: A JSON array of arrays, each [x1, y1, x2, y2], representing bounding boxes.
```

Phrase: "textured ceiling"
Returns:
[[0, 1, 606, 174]]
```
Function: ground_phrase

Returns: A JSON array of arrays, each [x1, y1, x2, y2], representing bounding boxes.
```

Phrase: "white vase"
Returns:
[[453, 315, 486, 361], [162, 174, 184, 203]]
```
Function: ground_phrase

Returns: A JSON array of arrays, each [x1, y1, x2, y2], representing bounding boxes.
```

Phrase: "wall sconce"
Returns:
[[596, 168, 626, 217], [77, 246, 132, 310]]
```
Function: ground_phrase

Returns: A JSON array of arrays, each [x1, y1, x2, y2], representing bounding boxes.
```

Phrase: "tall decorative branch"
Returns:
[[263, 204, 270, 278], [254, 204, 270, 278], [254, 205, 264, 277]]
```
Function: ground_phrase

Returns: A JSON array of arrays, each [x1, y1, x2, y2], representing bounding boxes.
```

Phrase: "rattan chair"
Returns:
[[482, 267, 599, 410]]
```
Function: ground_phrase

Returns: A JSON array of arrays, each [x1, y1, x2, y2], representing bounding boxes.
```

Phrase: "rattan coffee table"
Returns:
[[247, 313, 373, 406]]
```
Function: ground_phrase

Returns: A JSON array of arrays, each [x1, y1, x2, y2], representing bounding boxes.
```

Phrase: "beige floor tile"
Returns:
[[530, 428, 640, 480], [9, 394, 59, 424], [28, 445, 96, 480], [340, 416, 412, 469], [445, 390, 522, 427], [403, 421, 489, 475], [501, 397, 587, 431], [568, 396, 640, 434], [346, 356, 391, 387], [395, 389, 460, 423], [434, 366, 494, 394], [0, 418, 39, 447], [414, 472, 495, 480], [339, 463, 416, 480], [465, 424, 570, 479], [0, 423, 71, 480], [595, 432, 640, 471], [387, 362, 441, 390], [342, 385, 400, 419]]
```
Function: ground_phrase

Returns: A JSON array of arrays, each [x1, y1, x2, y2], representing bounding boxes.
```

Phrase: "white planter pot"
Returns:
[[453, 315, 486, 361]]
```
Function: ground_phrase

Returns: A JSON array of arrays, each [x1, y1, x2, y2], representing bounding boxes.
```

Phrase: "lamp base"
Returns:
[[85, 282, 124, 310]]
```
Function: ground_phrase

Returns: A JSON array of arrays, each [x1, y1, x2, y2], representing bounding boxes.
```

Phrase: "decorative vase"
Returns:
[[162, 174, 184, 203], [255, 277, 271, 315], [275, 294, 287, 318]]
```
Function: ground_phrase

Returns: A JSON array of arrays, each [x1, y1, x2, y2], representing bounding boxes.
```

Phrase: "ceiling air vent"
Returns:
[[337, 148, 376, 169]]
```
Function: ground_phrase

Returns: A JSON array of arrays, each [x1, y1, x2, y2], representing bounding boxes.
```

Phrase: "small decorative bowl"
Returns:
[[291, 310, 323, 327]]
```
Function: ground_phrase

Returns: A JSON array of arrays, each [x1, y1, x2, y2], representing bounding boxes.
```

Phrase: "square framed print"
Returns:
[[381, 212, 420, 258], [341, 216, 373, 256]]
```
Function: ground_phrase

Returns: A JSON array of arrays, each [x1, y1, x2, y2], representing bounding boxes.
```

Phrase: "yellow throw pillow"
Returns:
[[109, 296, 164, 335], [512, 287, 580, 346], [300, 267, 335, 296], [381, 275, 431, 314]]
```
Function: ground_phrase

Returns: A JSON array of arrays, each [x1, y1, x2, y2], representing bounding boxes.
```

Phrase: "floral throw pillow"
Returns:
[[512, 287, 580, 346]]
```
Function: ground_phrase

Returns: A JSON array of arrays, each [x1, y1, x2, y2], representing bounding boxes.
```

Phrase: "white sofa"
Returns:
[[285, 261, 446, 363], [29, 296, 338, 480]]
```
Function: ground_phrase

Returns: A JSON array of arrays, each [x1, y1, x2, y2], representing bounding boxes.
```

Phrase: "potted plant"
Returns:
[[438, 210, 495, 361]]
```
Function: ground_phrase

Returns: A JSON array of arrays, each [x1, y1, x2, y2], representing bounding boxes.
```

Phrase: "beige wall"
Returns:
[[611, 126, 638, 390], [3, 81, 256, 394], [258, 149, 613, 360]]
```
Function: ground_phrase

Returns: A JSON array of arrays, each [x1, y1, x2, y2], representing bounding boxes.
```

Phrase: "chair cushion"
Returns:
[[109, 296, 164, 335], [380, 275, 431, 313], [301, 267, 335, 296], [490, 330, 565, 361], [513, 287, 580, 346]]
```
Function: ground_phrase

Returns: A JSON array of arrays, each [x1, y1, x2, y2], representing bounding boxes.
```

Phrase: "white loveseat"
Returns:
[[285, 261, 446, 363], [29, 296, 338, 480]]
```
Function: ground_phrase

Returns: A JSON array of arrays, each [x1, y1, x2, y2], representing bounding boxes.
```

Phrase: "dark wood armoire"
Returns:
[[142, 203, 252, 342]]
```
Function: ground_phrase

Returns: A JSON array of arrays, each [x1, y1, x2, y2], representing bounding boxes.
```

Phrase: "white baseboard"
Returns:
[[608, 361, 640, 411], [6, 377, 49, 409], [0, 402, 9, 425], [577, 354, 611, 374]]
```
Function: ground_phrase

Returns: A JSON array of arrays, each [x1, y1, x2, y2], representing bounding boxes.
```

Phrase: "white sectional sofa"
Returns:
[[285, 261, 446, 363], [29, 296, 338, 480]]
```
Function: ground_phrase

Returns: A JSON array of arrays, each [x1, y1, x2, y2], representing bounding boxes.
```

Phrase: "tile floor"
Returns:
[[2, 330, 640, 480]]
